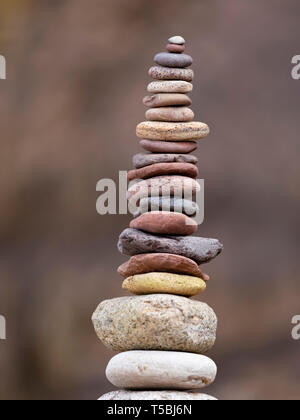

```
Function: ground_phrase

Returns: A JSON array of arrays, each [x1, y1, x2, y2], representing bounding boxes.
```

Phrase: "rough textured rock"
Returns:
[[92, 294, 217, 353], [166, 43, 185, 53], [106, 351, 216, 390], [127, 176, 201, 202], [122, 272, 206, 296], [168, 35, 186, 45], [118, 228, 223, 265], [143, 93, 191, 108], [136, 121, 210, 141], [149, 66, 193, 81], [147, 80, 193, 94], [133, 153, 198, 169], [140, 139, 198, 154], [127, 162, 198, 181], [155, 52, 193, 68], [118, 253, 210, 280], [99, 391, 217, 401], [130, 211, 198, 235], [146, 107, 194, 122], [134, 196, 199, 217]]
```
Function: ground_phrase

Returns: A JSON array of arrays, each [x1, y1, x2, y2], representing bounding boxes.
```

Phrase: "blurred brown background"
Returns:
[[0, 0, 300, 400]]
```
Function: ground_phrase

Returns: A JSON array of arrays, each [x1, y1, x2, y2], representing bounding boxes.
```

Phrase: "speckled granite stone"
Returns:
[[92, 294, 217, 353], [149, 66, 193, 81], [99, 391, 217, 400]]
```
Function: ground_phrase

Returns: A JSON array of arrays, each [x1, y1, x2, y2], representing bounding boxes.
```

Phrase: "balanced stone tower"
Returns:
[[93, 36, 223, 401]]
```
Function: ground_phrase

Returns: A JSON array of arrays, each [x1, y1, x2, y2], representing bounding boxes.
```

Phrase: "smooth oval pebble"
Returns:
[[166, 43, 185, 53], [136, 121, 210, 141], [130, 211, 198, 235], [122, 273, 206, 296], [92, 294, 217, 353], [146, 107, 194, 122], [134, 196, 199, 217], [147, 80, 193, 94], [99, 391, 217, 400], [118, 253, 210, 280], [143, 93, 191, 108], [106, 351, 216, 390], [133, 153, 197, 169], [155, 52, 193, 68], [168, 35, 186, 45], [140, 139, 198, 154], [127, 162, 198, 181], [118, 228, 223, 265], [127, 176, 201, 202], [149, 66, 193, 82]]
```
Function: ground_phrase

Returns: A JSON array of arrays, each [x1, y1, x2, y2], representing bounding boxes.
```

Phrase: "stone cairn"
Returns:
[[93, 36, 223, 401]]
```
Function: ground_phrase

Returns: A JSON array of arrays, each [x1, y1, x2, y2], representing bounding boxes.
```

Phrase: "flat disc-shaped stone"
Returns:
[[130, 211, 198, 235], [133, 153, 198, 169], [106, 351, 216, 390], [140, 139, 198, 154], [127, 162, 198, 181], [136, 121, 210, 141], [118, 228, 223, 265], [166, 43, 185, 53], [99, 391, 217, 400], [118, 253, 209, 280], [126, 176, 201, 202], [143, 93, 191, 108], [149, 66, 193, 82], [92, 294, 217, 353], [147, 80, 193, 94], [134, 196, 199, 218], [155, 52, 193, 68], [146, 107, 194, 122], [123, 273, 206, 297]]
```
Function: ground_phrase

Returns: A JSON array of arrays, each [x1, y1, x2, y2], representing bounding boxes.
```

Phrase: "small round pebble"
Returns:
[[143, 93, 191, 108], [140, 139, 198, 154], [166, 43, 185, 53], [122, 273, 206, 296], [146, 106, 194, 122], [147, 80, 193, 94], [149, 66, 194, 82], [168, 35, 186, 45], [99, 391, 217, 400], [106, 351, 216, 390], [155, 52, 193, 68]]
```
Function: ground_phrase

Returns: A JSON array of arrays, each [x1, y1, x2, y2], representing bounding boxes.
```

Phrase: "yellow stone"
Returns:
[[122, 272, 206, 297], [136, 121, 210, 141]]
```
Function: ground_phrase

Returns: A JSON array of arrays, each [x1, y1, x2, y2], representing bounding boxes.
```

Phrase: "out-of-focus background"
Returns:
[[0, 0, 300, 400]]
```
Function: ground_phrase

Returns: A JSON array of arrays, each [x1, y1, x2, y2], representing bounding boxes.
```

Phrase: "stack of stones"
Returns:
[[93, 36, 223, 401]]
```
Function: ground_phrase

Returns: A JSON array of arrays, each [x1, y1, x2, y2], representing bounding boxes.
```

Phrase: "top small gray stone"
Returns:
[[168, 35, 185, 45]]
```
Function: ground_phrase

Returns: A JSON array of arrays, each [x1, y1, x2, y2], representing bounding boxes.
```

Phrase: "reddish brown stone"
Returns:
[[118, 253, 210, 281], [166, 43, 185, 53], [127, 162, 198, 181], [130, 211, 198, 235], [140, 139, 198, 154]]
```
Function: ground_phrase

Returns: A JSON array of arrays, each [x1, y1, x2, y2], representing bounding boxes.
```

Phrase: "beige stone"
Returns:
[[92, 294, 217, 353], [136, 121, 210, 141], [146, 107, 194, 122], [147, 80, 193, 94]]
